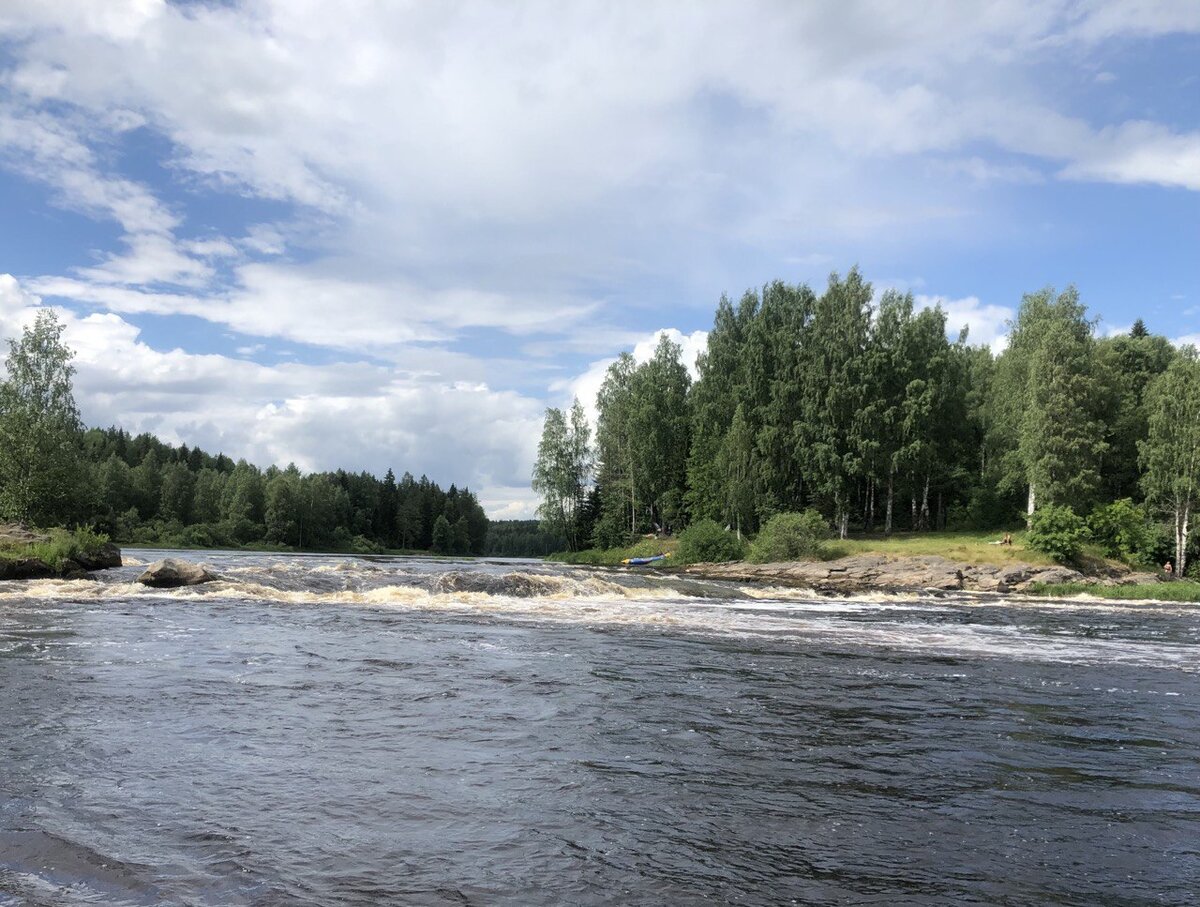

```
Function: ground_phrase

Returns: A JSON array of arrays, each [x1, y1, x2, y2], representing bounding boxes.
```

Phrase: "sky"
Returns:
[[0, 1, 1197, 518]]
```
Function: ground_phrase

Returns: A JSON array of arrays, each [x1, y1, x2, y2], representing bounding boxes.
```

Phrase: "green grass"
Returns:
[[548, 529, 1136, 574], [548, 537, 679, 566], [0, 526, 110, 571], [1025, 580, 1198, 602]]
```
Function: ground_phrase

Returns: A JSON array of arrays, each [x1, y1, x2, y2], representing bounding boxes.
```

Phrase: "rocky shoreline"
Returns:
[[681, 554, 1162, 595], [0, 523, 123, 581]]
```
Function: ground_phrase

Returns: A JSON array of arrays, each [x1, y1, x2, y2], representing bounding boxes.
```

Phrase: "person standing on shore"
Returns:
[[1164, 560, 1174, 578]]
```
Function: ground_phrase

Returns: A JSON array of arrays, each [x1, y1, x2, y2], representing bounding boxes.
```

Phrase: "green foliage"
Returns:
[[430, 514, 453, 554], [532, 399, 592, 551], [0, 309, 85, 525], [1088, 499, 1154, 564], [1026, 581, 1200, 602], [1026, 504, 1091, 563], [549, 536, 678, 566], [1, 526, 110, 571], [676, 519, 746, 564], [748, 510, 829, 563], [1140, 348, 1200, 576], [592, 335, 692, 542]]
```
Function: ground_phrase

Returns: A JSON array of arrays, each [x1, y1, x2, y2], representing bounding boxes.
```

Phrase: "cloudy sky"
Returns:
[[0, 1, 1197, 517]]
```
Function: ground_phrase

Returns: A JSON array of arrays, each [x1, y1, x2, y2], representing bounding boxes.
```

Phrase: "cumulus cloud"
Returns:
[[0, 2, 1196, 516], [0, 275, 546, 514], [915, 295, 1014, 352]]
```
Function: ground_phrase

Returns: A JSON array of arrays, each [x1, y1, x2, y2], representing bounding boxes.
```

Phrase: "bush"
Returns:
[[1027, 504, 1090, 563], [1088, 499, 1154, 564], [749, 510, 829, 563], [676, 519, 746, 564]]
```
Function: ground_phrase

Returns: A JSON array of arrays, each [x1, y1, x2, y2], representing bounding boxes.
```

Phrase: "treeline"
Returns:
[[535, 269, 1199, 569], [482, 520, 567, 557], [0, 310, 489, 554]]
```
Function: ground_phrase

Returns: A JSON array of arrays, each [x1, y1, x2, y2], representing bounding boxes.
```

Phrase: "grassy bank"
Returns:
[[0, 526, 112, 571], [551, 531, 1052, 568], [1025, 580, 1200, 602]]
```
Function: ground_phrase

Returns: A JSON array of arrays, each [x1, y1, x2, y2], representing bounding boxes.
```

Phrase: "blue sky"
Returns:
[[0, 1, 1198, 516]]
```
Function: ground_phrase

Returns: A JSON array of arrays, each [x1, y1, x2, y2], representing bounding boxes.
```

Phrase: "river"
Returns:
[[1, 550, 1198, 905]]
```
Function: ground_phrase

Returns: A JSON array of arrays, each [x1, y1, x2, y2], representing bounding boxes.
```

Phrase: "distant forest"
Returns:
[[0, 309, 493, 555], [482, 520, 566, 558], [535, 269, 1200, 572]]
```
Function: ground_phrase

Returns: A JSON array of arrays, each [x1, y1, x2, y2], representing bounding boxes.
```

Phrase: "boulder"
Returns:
[[137, 558, 217, 588], [1013, 565, 1085, 592], [1115, 572, 1161, 587], [0, 557, 55, 581], [74, 542, 123, 571]]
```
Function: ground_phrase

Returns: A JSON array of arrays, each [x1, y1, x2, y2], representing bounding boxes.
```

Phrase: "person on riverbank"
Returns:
[[1163, 560, 1174, 578]]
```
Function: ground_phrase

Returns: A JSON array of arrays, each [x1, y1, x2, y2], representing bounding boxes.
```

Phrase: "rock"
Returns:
[[1013, 565, 1085, 592], [74, 542, 123, 571], [1115, 572, 1161, 587], [0, 557, 55, 581], [137, 558, 217, 588], [59, 560, 93, 581], [685, 554, 1102, 595]]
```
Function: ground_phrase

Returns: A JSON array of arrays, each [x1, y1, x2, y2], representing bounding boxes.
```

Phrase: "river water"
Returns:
[[1, 550, 1198, 905]]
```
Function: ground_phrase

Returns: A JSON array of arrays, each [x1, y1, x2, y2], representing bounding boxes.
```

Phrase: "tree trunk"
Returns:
[[1026, 483, 1037, 527], [1177, 503, 1191, 577], [885, 473, 894, 535], [919, 474, 931, 531], [839, 510, 849, 540]]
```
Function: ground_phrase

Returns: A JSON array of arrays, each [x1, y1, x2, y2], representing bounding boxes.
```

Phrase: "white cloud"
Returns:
[[915, 294, 1014, 352], [1, 3, 1197, 517], [0, 275, 545, 516]]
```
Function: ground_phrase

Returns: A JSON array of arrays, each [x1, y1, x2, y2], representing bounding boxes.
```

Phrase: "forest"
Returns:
[[534, 269, 1200, 572], [0, 310, 489, 554]]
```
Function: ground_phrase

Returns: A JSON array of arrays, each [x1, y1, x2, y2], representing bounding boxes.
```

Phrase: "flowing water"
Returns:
[[1, 550, 1198, 905]]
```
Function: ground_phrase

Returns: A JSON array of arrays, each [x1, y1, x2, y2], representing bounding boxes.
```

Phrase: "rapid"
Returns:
[[2, 550, 1198, 905]]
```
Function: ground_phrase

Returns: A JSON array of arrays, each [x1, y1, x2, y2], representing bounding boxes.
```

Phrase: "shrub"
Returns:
[[677, 519, 746, 564], [1088, 499, 1154, 564], [749, 510, 829, 563], [1027, 504, 1090, 563]]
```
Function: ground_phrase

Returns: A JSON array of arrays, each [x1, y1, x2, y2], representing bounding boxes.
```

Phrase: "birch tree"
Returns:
[[1140, 348, 1200, 575], [0, 309, 84, 524]]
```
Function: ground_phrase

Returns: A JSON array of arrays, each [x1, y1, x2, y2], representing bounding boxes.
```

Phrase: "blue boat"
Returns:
[[622, 553, 669, 566]]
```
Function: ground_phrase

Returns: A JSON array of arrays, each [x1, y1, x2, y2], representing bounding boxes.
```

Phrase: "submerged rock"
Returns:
[[137, 558, 217, 588]]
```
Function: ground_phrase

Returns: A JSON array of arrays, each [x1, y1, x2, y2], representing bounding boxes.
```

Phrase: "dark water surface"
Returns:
[[2, 550, 1198, 905]]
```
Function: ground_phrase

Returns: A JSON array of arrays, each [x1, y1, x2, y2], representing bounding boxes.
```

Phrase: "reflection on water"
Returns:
[[2, 550, 1199, 905]]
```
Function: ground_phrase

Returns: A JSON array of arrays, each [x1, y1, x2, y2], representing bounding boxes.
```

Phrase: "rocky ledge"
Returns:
[[0, 523, 122, 581], [681, 554, 1161, 594]]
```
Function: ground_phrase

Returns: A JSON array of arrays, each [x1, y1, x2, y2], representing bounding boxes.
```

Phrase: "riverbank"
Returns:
[[0, 524, 122, 580], [679, 553, 1177, 597]]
